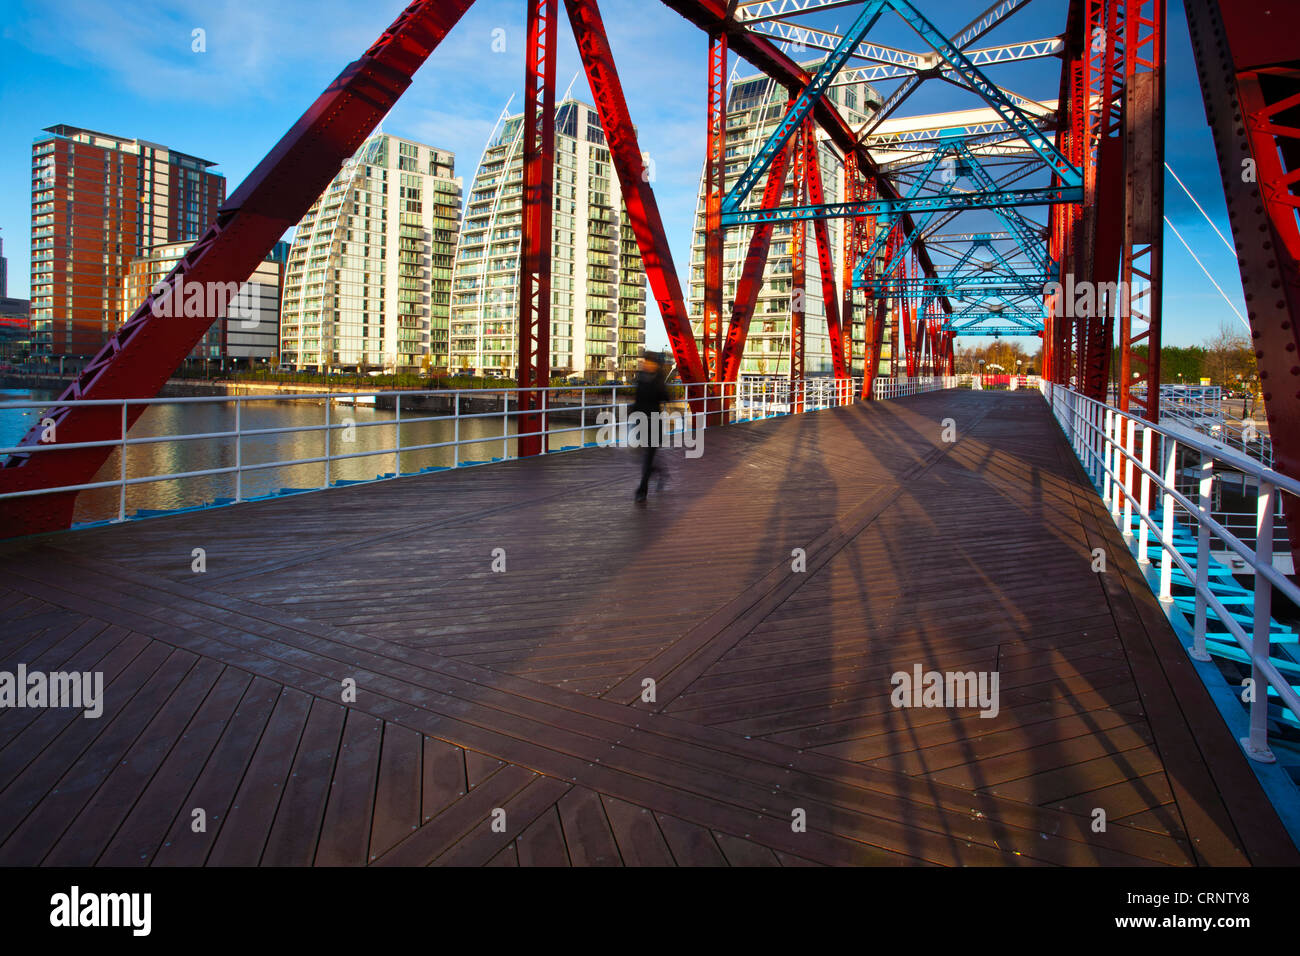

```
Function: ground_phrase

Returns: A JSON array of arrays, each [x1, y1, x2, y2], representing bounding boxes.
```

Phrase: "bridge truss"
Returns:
[[1, 0, 1298, 556]]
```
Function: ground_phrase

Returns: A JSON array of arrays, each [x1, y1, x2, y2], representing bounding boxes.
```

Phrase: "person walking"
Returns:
[[632, 349, 670, 503]]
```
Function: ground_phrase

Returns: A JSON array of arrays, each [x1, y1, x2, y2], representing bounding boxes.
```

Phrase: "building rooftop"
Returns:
[[37, 124, 220, 170]]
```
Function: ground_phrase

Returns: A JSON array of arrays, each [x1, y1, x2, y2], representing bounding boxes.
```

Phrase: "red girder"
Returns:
[[1186, 0, 1300, 562], [517, 0, 559, 457], [803, 129, 848, 381], [841, 152, 861, 380], [790, 123, 808, 408], [565, 0, 707, 384], [0, 0, 476, 537], [703, 29, 728, 383], [661, 0, 949, 311], [718, 116, 794, 386], [1117, 0, 1166, 422]]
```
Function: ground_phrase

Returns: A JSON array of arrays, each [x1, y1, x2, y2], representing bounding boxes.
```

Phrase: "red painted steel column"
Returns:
[[1186, 0, 1300, 561], [1117, 0, 1165, 421], [803, 128, 847, 380], [841, 152, 860, 386], [703, 29, 727, 387], [517, 0, 558, 458], [0, 0, 478, 537], [565, 0, 706, 385], [719, 111, 794, 386], [856, 175, 880, 400], [789, 123, 807, 413]]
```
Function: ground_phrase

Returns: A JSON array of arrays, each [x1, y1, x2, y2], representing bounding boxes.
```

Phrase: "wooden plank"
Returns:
[[654, 812, 727, 866], [368, 723, 423, 860], [95, 665, 254, 866], [515, 805, 571, 867], [151, 676, 282, 866], [0, 645, 197, 865], [314, 709, 383, 866], [556, 786, 622, 866], [261, 698, 346, 866], [601, 795, 675, 867], [206, 687, 313, 866], [422, 737, 467, 824], [44, 656, 225, 866]]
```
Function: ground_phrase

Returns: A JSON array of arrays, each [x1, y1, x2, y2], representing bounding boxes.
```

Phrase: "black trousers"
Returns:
[[637, 445, 657, 497]]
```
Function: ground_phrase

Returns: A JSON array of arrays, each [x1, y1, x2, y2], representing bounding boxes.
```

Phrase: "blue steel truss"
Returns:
[[941, 324, 1044, 336], [722, 0, 888, 214], [722, 184, 1081, 227], [861, 271, 1055, 294], [723, 0, 1082, 217]]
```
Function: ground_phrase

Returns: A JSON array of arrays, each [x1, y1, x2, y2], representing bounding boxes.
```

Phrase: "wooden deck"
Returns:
[[0, 389, 1294, 866]]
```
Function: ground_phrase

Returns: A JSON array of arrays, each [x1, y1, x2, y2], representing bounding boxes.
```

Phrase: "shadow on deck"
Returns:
[[0, 389, 1294, 866]]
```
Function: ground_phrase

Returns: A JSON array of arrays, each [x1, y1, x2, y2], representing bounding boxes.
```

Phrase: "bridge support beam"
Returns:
[[517, 0, 558, 457], [566, 0, 706, 386], [1186, 0, 1300, 563], [719, 108, 794, 386], [790, 122, 808, 412]]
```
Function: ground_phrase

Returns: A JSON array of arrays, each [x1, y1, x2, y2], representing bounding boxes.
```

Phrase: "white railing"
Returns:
[[0, 378, 862, 524], [1040, 380, 1300, 764], [1131, 383, 1275, 467], [872, 375, 959, 400]]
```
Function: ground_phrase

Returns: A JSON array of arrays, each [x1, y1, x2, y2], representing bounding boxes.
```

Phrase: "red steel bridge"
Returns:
[[1, 0, 1300, 867], [0, 0, 1296, 553]]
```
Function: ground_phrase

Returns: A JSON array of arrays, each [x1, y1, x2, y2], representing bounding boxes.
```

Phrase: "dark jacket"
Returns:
[[631, 368, 669, 415]]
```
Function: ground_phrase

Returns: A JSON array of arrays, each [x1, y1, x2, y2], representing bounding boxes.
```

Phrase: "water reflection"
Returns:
[[0, 388, 617, 526]]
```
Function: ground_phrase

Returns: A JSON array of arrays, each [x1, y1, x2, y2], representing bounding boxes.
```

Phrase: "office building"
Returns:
[[121, 240, 288, 371], [29, 125, 225, 367]]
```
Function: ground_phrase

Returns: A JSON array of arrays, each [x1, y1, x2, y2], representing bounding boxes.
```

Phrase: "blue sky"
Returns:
[[0, 0, 1249, 352]]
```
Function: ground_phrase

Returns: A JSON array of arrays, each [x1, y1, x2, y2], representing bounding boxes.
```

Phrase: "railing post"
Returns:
[[453, 391, 460, 468], [1115, 415, 1126, 516], [234, 398, 243, 503], [1190, 451, 1213, 661], [395, 393, 402, 477], [1137, 425, 1152, 566], [1102, 407, 1114, 504], [1158, 438, 1177, 603], [118, 401, 127, 522], [323, 397, 331, 489], [1243, 480, 1277, 762], [502, 391, 509, 460], [1119, 417, 1134, 530]]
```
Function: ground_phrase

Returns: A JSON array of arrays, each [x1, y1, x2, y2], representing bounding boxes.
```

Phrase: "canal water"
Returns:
[[0, 388, 617, 526]]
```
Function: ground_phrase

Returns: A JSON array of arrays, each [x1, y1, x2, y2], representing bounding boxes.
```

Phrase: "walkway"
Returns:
[[0, 389, 1294, 865]]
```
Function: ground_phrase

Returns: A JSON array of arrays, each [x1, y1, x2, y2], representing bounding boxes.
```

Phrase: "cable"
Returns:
[[1164, 215, 1249, 330], [1165, 161, 1235, 256]]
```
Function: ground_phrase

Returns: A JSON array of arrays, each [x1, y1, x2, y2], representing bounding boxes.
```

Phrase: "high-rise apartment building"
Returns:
[[688, 67, 883, 377], [279, 132, 461, 373], [450, 98, 648, 379], [121, 240, 287, 371], [29, 125, 225, 366]]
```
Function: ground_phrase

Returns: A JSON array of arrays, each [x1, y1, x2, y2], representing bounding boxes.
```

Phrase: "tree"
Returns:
[[1204, 321, 1253, 387]]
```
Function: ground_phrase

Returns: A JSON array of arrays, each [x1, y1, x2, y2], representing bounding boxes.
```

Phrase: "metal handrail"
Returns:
[[1040, 380, 1300, 764], [0, 377, 873, 521]]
